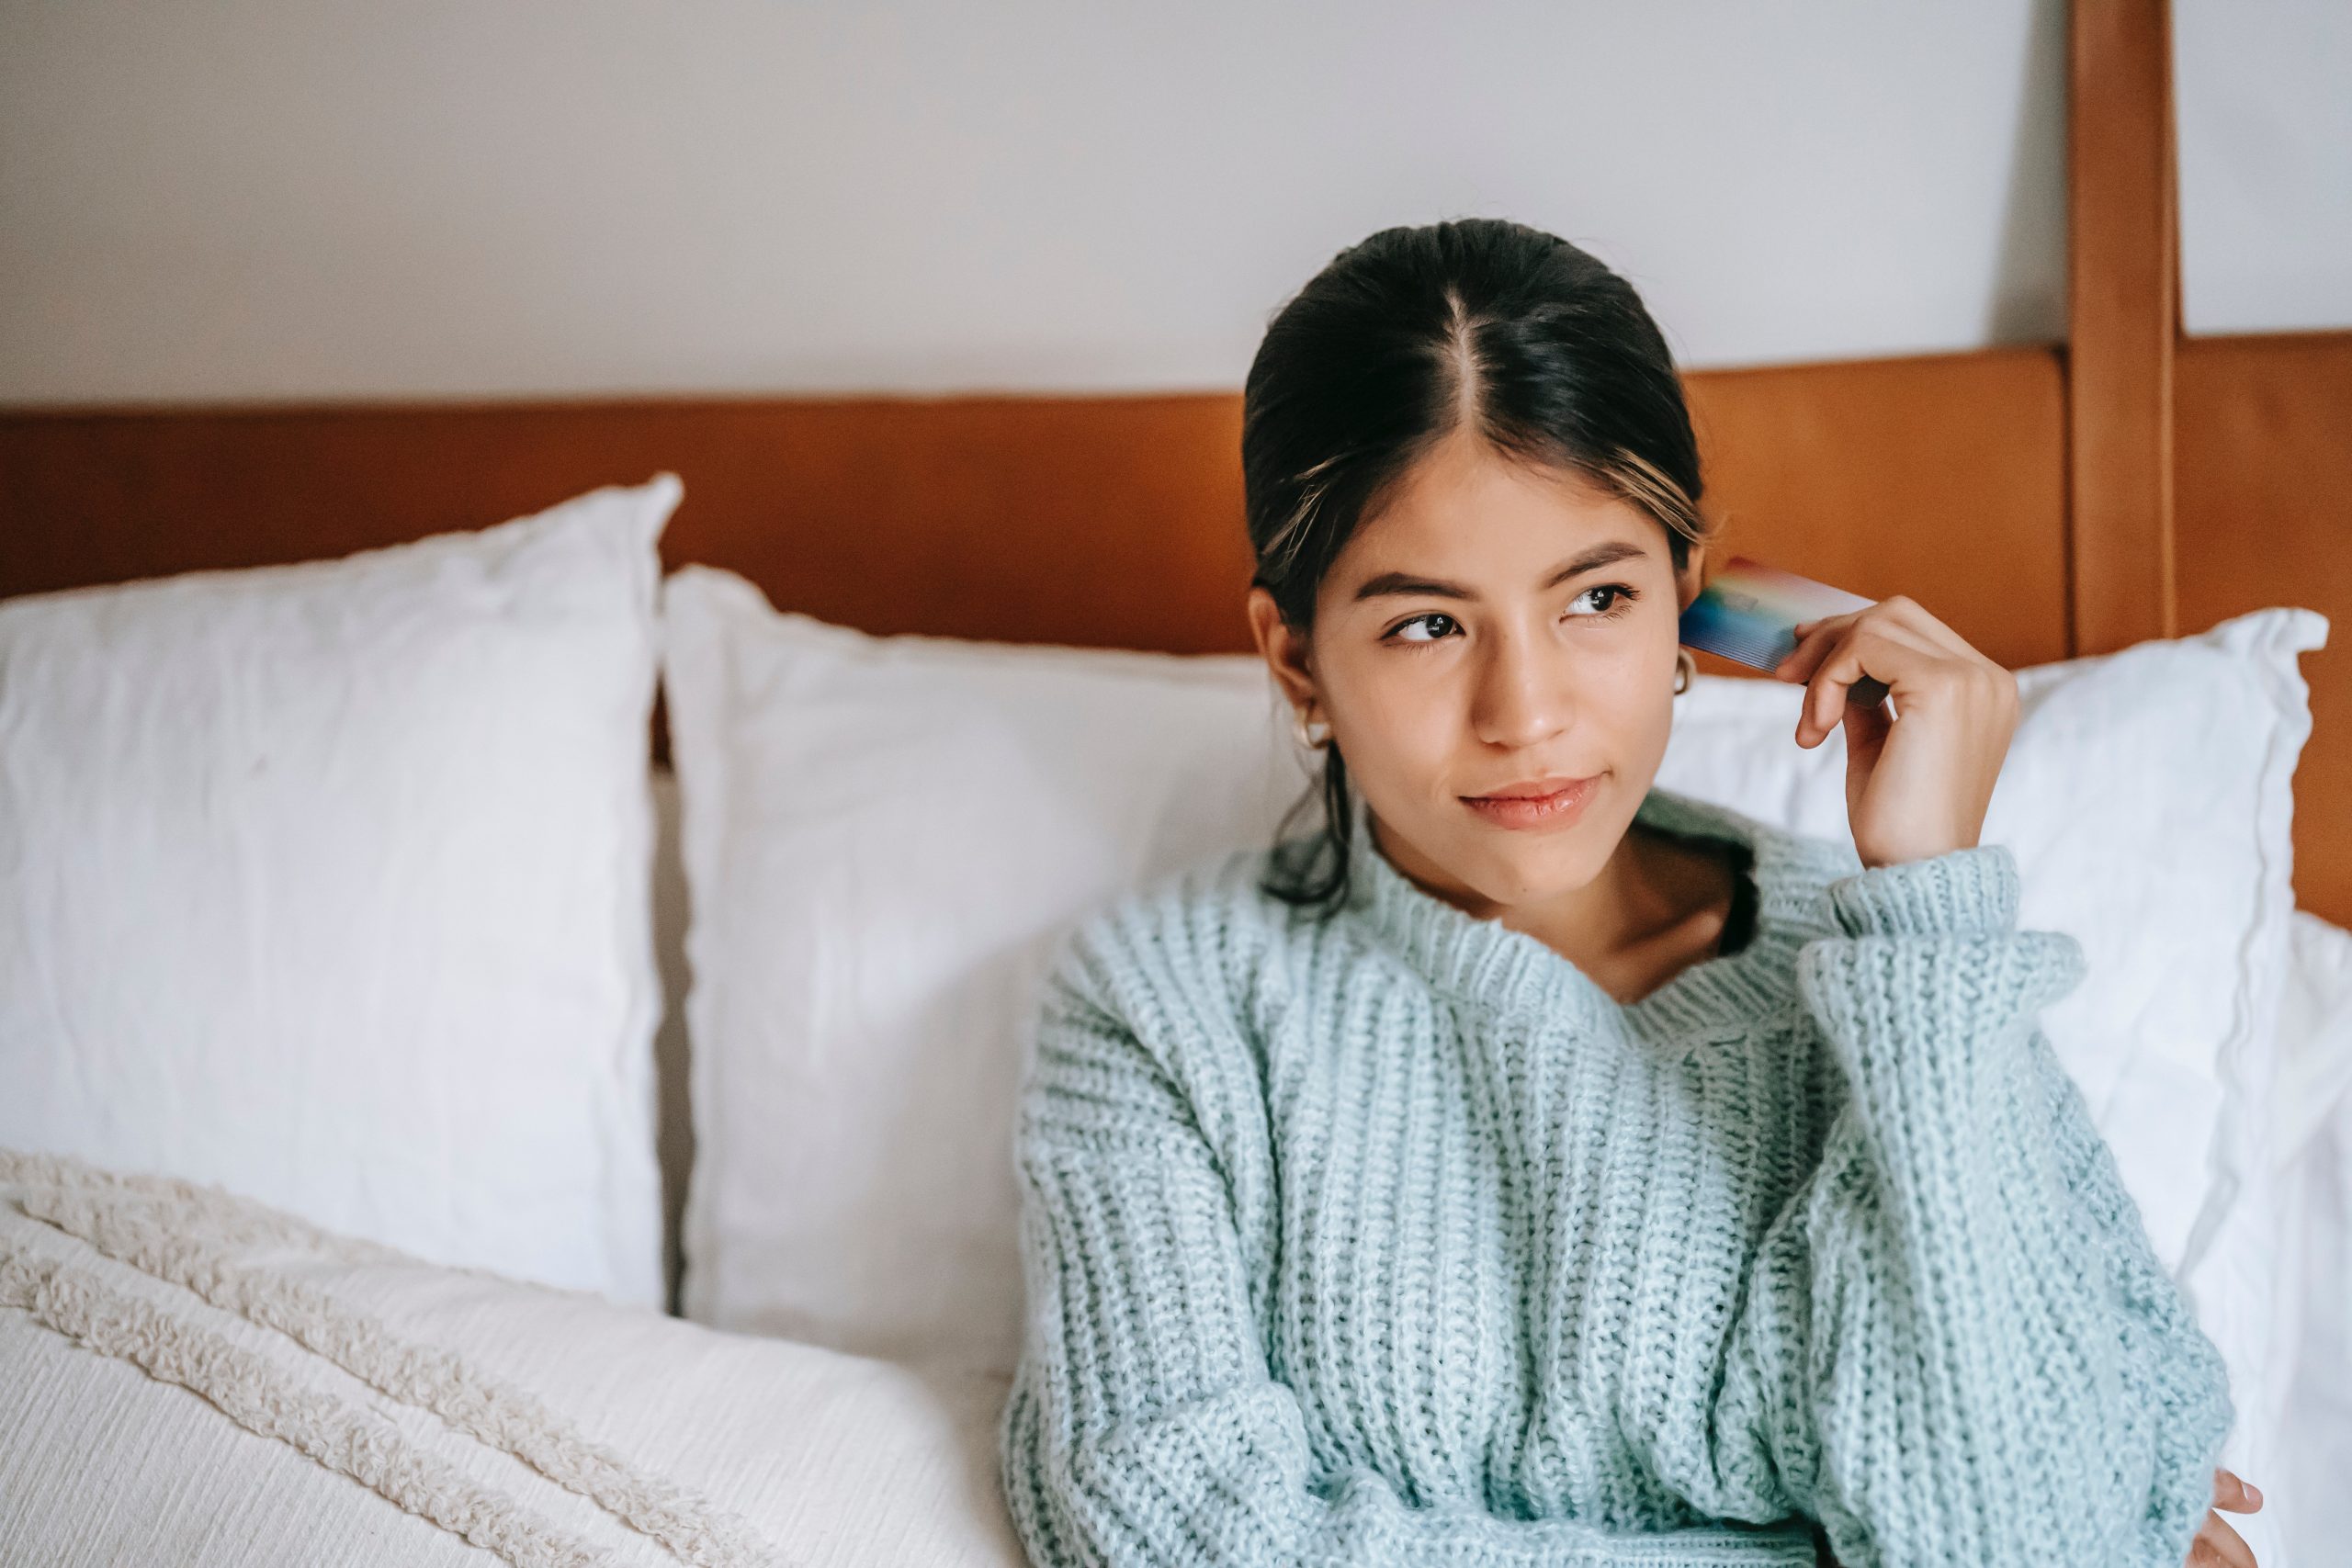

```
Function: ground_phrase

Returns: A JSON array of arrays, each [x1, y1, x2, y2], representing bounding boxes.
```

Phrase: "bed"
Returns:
[[2, 2, 2345, 1565]]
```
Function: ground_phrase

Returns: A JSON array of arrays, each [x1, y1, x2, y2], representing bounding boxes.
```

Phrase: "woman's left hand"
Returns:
[[1770, 594, 2019, 870], [2188, 1467, 2264, 1566]]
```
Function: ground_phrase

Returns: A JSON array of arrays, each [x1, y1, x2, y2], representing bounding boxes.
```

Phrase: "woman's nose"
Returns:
[[1471, 632, 1572, 749]]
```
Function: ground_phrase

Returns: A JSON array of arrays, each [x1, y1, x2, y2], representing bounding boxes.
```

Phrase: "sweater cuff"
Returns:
[[1825, 842, 2020, 939]]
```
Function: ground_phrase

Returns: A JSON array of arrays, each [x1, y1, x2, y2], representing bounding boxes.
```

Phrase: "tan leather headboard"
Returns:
[[1, 0, 2342, 920], [0, 348, 2073, 667]]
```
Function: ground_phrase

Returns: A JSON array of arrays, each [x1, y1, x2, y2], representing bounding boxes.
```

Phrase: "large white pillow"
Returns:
[[662, 568, 2319, 1471], [0, 1148, 1022, 1568], [661, 565, 1311, 1369], [1661, 605, 2325, 1294], [0, 477, 681, 1307], [1655, 604, 2324, 1568]]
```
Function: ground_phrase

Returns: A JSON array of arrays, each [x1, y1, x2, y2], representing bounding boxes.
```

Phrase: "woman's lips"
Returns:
[[1461, 774, 1601, 830]]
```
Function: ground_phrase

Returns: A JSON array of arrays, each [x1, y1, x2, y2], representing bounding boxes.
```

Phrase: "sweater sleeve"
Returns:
[[1724, 843, 2235, 1568], [998, 925, 1826, 1568]]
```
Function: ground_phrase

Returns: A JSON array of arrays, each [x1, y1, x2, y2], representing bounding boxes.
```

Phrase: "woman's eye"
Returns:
[[1570, 583, 1639, 618], [1385, 585, 1638, 646], [1388, 612, 1459, 643]]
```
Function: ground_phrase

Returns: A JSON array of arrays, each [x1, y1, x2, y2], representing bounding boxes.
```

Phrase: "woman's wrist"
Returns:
[[1823, 842, 2020, 939]]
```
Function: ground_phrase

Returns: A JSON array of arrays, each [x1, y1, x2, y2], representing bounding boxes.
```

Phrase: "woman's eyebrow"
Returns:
[[1351, 540, 1649, 603]]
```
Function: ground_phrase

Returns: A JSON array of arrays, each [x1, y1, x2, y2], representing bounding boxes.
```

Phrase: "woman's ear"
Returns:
[[1247, 586, 1318, 713], [1674, 542, 1710, 614]]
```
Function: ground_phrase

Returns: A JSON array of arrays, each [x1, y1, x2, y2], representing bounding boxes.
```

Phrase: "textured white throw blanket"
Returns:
[[0, 1150, 1023, 1568]]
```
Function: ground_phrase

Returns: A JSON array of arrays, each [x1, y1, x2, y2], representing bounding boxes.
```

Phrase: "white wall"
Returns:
[[2175, 0, 2352, 338], [0, 1, 2338, 409]]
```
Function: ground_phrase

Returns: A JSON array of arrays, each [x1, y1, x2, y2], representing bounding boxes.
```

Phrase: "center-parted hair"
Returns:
[[1244, 217, 1720, 916]]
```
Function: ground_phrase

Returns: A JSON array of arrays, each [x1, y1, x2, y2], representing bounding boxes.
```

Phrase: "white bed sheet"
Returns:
[[2266, 908, 2352, 1568]]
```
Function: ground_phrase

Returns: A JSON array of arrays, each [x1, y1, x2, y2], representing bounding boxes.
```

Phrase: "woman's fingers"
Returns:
[[1775, 610, 1939, 747], [2188, 1506, 2256, 1567], [2211, 1467, 2265, 1513]]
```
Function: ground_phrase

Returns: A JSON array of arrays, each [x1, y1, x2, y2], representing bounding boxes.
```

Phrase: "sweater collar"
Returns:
[[1340, 781, 1815, 1038]]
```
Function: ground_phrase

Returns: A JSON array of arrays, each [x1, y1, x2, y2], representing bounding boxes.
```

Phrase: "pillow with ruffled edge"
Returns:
[[0, 476, 682, 1306], [1657, 604, 2324, 1568]]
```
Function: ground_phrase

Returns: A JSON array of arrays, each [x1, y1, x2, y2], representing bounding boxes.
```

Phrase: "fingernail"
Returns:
[[2247, 1483, 2263, 1506]]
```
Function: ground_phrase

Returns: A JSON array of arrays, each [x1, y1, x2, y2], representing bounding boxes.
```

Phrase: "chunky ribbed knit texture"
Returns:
[[997, 784, 2235, 1568]]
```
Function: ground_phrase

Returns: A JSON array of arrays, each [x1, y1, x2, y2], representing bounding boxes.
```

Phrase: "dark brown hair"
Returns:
[[1244, 217, 1718, 917]]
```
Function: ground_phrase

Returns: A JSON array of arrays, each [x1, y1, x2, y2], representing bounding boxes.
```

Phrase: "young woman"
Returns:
[[996, 218, 2266, 1568]]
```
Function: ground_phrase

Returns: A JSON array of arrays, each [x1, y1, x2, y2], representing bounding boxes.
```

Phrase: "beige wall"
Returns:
[[0, 1, 2339, 408]]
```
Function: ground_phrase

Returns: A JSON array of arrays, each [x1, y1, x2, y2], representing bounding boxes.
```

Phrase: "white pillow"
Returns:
[[661, 565, 1310, 1369], [663, 566, 2320, 1432], [1656, 604, 2324, 1568], [0, 477, 681, 1307], [0, 1147, 1023, 1568], [1660, 605, 2324, 1294]]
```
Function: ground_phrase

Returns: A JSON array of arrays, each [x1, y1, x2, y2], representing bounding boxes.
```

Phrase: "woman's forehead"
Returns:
[[1335, 473, 1664, 595]]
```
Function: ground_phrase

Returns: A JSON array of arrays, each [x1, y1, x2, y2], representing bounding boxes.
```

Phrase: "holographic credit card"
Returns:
[[1680, 556, 1889, 706]]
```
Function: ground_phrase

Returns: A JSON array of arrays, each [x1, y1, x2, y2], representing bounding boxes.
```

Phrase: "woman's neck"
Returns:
[[1367, 810, 1747, 1002]]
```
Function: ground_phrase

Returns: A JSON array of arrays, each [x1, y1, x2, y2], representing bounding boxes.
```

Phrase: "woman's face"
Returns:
[[1249, 424, 1704, 917]]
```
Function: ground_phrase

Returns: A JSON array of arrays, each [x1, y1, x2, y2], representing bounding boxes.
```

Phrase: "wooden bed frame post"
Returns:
[[2066, 0, 2180, 656]]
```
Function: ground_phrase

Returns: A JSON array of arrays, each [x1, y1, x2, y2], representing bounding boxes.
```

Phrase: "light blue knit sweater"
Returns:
[[997, 783, 2235, 1567]]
